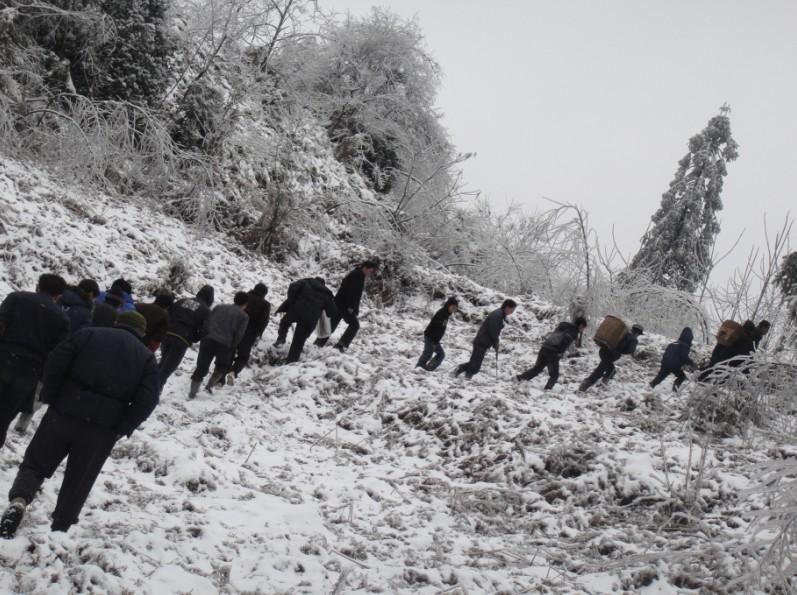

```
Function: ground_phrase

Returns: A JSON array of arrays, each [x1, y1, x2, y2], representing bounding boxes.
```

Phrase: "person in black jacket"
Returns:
[[316, 261, 377, 352], [158, 285, 214, 388], [516, 317, 587, 389], [230, 283, 271, 378], [455, 299, 517, 379], [0, 274, 70, 448], [579, 324, 643, 392], [753, 320, 770, 350], [699, 321, 759, 383], [416, 297, 459, 371], [136, 293, 174, 352], [274, 277, 337, 363], [189, 292, 249, 398], [650, 327, 695, 391], [59, 279, 100, 334], [0, 311, 159, 537]]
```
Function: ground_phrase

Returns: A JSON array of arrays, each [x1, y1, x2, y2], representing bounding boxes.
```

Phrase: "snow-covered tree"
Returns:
[[628, 106, 739, 292], [775, 251, 797, 298]]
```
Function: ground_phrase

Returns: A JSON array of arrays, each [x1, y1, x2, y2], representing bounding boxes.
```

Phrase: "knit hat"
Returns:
[[116, 311, 147, 338]]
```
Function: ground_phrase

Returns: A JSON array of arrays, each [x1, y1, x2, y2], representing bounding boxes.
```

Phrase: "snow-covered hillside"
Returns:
[[0, 159, 788, 593]]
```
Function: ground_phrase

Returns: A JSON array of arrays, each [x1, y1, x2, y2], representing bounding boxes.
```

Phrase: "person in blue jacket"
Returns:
[[59, 279, 100, 334], [650, 327, 695, 391], [95, 278, 135, 312]]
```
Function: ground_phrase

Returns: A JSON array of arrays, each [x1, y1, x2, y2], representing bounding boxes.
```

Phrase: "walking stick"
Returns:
[[495, 348, 499, 378]]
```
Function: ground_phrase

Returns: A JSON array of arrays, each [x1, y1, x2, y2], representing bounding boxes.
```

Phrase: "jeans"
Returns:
[[417, 337, 445, 370]]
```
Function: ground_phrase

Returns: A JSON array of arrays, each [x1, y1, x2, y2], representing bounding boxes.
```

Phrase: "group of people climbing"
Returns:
[[0, 261, 377, 538], [415, 296, 642, 391], [0, 263, 774, 540], [416, 294, 771, 395]]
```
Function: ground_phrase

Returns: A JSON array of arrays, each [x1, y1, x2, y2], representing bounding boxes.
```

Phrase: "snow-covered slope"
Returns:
[[0, 158, 785, 593]]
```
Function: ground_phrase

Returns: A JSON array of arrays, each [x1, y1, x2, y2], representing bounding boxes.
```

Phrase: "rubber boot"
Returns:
[[206, 372, 223, 393], [188, 380, 201, 400]]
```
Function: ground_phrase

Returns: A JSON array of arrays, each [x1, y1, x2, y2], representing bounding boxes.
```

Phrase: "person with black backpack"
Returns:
[[416, 297, 458, 371], [578, 324, 643, 393], [516, 317, 587, 389], [158, 285, 214, 388], [274, 278, 337, 364], [650, 327, 695, 391]]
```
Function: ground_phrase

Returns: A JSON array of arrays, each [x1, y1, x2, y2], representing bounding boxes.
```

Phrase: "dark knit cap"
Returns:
[[116, 311, 147, 338]]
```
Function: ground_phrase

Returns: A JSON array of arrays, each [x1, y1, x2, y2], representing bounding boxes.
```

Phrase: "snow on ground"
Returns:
[[0, 158, 785, 593]]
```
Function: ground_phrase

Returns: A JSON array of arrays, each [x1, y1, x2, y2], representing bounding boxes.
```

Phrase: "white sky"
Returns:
[[320, 0, 796, 282]]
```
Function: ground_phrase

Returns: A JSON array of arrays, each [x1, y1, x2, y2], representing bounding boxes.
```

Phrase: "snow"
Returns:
[[0, 157, 783, 592]]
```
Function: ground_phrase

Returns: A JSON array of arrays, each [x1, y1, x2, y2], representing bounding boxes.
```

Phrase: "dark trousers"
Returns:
[[417, 337, 445, 370], [581, 348, 617, 391], [316, 310, 360, 348], [231, 329, 259, 375], [9, 407, 117, 529], [191, 338, 233, 382], [518, 348, 561, 389], [287, 321, 315, 364], [0, 362, 39, 448], [650, 365, 687, 390], [159, 334, 190, 387], [457, 343, 489, 378], [276, 315, 294, 343]]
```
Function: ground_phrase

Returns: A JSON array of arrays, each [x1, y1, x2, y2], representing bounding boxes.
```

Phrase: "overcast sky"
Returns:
[[320, 0, 796, 282]]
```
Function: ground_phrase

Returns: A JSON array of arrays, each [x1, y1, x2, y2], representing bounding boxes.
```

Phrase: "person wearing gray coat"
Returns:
[[455, 299, 516, 379], [188, 292, 248, 399]]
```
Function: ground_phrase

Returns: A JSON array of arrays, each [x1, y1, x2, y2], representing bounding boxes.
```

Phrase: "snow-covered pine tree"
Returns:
[[774, 251, 797, 298], [628, 106, 739, 292]]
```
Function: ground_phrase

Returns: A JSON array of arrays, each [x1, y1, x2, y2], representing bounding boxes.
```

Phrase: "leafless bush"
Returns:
[[682, 352, 797, 591], [706, 215, 793, 335], [461, 200, 595, 309], [0, 93, 211, 196], [605, 272, 711, 343]]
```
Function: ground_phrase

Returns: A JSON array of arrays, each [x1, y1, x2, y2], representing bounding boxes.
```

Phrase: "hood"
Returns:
[[61, 287, 89, 308], [678, 327, 694, 345], [196, 285, 215, 307]]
